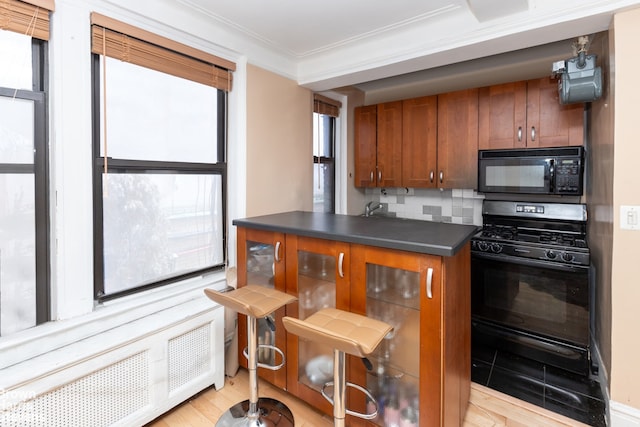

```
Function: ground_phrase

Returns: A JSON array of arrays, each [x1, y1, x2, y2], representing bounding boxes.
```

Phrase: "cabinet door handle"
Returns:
[[429, 170, 434, 183], [426, 267, 433, 299], [275, 241, 281, 262], [531, 126, 536, 141], [378, 170, 382, 183], [338, 252, 345, 278], [517, 126, 522, 142], [439, 171, 443, 184], [370, 170, 374, 183]]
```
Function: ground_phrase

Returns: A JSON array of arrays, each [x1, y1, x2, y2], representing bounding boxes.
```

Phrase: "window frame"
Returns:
[[313, 112, 336, 213], [0, 35, 50, 330], [90, 54, 228, 302]]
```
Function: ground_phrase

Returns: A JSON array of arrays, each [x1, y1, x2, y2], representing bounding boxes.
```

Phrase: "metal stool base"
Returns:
[[216, 397, 294, 427]]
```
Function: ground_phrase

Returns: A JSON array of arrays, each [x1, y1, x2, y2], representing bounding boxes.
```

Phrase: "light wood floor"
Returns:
[[146, 368, 588, 426]]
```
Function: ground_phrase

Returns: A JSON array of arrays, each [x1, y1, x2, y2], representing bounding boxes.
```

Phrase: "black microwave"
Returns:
[[478, 146, 584, 195]]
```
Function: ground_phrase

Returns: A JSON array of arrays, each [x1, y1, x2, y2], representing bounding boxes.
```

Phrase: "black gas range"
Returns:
[[471, 200, 590, 269], [469, 200, 605, 426], [470, 200, 592, 375]]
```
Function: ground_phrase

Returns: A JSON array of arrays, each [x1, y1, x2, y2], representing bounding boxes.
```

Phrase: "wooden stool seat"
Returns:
[[205, 284, 297, 318], [283, 308, 393, 427], [282, 308, 392, 357]]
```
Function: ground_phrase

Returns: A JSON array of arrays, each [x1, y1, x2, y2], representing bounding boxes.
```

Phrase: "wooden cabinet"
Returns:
[[284, 235, 351, 415], [354, 102, 403, 188], [402, 91, 478, 189], [376, 101, 403, 188], [349, 244, 470, 427], [236, 227, 288, 389], [357, 92, 478, 190], [479, 78, 584, 149], [526, 77, 585, 148], [401, 95, 438, 188], [355, 78, 584, 190], [437, 89, 479, 189], [236, 225, 471, 426], [354, 105, 377, 187]]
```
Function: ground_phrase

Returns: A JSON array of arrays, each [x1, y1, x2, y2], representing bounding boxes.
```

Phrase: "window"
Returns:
[[0, 0, 53, 336], [312, 95, 341, 213], [90, 13, 235, 300]]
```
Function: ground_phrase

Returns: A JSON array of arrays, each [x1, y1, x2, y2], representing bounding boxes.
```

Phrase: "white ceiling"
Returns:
[[175, 0, 640, 97]]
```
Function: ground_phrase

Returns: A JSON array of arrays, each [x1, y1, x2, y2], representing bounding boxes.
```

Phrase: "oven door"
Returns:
[[471, 252, 590, 373]]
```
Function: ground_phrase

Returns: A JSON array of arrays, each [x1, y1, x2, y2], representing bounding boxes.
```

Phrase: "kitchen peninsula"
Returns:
[[233, 211, 477, 426]]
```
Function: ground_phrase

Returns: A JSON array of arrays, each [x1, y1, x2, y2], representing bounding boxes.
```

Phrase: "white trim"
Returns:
[[0, 272, 226, 370], [333, 92, 349, 215], [611, 401, 640, 426]]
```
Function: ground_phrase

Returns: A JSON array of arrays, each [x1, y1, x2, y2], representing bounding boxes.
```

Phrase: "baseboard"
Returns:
[[611, 401, 640, 426]]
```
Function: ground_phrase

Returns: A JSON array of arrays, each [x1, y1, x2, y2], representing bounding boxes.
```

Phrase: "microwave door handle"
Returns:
[[549, 159, 555, 193]]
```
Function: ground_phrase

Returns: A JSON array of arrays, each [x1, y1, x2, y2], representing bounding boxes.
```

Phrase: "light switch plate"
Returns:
[[620, 205, 640, 230]]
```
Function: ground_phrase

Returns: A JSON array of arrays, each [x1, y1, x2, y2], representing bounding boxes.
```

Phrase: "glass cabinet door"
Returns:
[[366, 264, 420, 427], [285, 235, 350, 416], [296, 250, 337, 390], [236, 227, 287, 389], [246, 239, 278, 367]]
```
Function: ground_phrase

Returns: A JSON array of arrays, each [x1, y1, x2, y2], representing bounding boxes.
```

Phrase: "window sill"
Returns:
[[0, 271, 227, 371]]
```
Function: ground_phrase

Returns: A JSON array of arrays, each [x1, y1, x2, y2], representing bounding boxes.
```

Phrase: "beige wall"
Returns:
[[611, 7, 640, 409], [245, 65, 313, 216], [586, 31, 614, 388], [335, 86, 367, 215]]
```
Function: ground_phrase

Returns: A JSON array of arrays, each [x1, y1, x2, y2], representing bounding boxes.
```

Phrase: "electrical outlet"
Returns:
[[620, 205, 640, 230]]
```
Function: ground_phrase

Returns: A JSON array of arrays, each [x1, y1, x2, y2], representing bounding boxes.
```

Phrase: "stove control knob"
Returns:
[[561, 252, 574, 262], [545, 250, 557, 260], [478, 241, 489, 252], [490, 243, 503, 254]]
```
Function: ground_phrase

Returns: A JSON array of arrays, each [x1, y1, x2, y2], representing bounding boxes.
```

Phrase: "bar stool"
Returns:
[[204, 285, 297, 427], [282, 308, 393, 427]]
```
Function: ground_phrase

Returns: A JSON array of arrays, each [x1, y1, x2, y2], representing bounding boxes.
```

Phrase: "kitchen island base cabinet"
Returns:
[[234, 214, 475, 427]]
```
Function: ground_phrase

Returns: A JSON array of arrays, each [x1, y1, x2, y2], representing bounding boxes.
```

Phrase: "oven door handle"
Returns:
[[472, 251, 589, 273]]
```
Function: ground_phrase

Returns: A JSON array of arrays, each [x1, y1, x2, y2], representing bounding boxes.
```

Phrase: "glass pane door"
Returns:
[[366, 264, 420, 427], [297, 250, 336, 391], [246, 240, 277, 365]]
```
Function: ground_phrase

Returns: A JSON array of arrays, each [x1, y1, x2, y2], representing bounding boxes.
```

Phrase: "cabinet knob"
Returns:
[[378, 170, 382, 183], [517, 126, 522, 142], [370, 171, 374, 183], [531, 126, 536, 141], [439, 171, 443, 184], [426, 267, 433, 299], [429, 171, 434, 183]]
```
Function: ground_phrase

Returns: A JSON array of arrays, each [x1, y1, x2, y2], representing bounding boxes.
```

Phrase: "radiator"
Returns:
[[0, 301, 225, 426]]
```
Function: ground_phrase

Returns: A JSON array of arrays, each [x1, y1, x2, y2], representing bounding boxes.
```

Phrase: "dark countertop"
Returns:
[[233, 211, 478, 256]]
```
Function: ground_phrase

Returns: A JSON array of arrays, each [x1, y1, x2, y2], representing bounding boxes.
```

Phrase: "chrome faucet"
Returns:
[[364, 201, 383, 217]]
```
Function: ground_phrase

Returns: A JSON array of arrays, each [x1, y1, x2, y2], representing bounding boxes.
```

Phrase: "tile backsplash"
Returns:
[[364, 188, 485, 226]]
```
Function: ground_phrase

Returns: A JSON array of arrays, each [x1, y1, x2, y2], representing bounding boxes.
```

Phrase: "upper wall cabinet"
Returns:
[[376, 101, 403, 187], [478, 78, 584, 150], [354, 105, 377, 187], [436, 89, 479, 189], [401, 92, 478, 189], [402, 95, 438, 188], [356, 92, 479, 190], [354, 102, 403, 188]]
